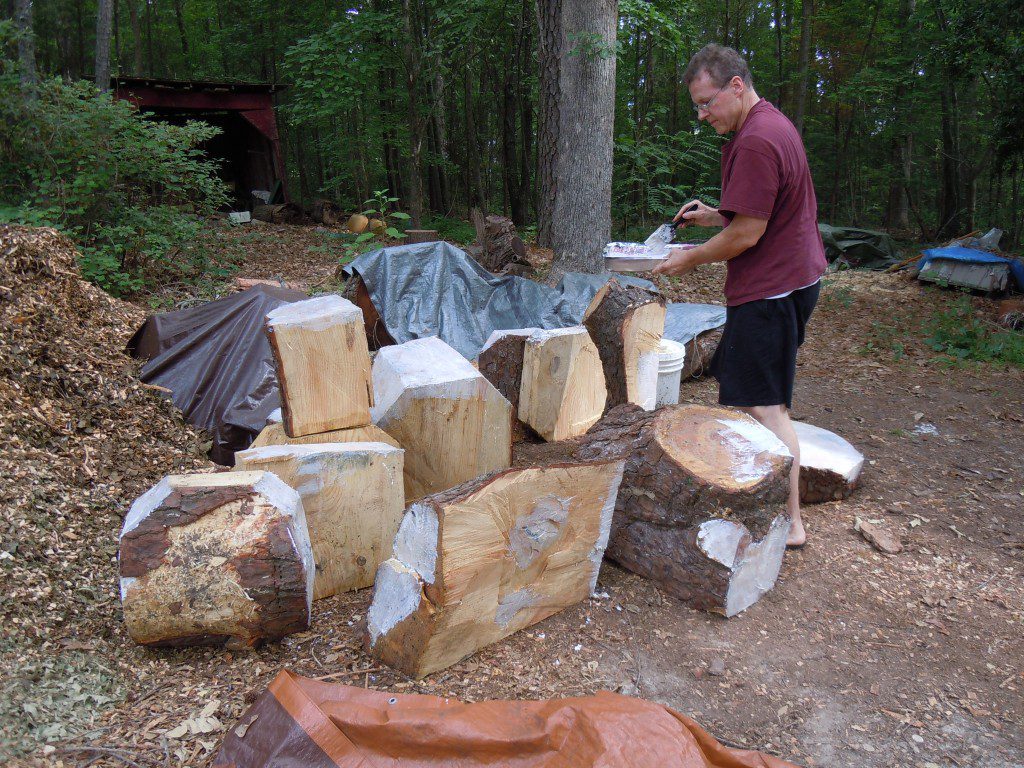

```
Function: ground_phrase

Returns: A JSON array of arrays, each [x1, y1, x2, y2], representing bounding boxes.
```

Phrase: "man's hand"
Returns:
[[653, 245, 699, 276], [675, 200, 726, 229]]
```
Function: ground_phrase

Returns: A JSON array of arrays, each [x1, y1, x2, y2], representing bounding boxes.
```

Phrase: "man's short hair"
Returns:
[[684, 44, 753, 88]]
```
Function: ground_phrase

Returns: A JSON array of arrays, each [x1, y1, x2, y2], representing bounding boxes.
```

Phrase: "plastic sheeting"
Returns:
[[344, 242, 656, 359], [818, 223, 900, 270], [917, 245, 1024, 291], [664, 301, 726, 345], [213, 670, 798, 768], [127, 285, 306, 465]]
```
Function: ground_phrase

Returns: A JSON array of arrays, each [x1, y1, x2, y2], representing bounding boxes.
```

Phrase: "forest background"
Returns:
[[1, 0, 1023, 295]]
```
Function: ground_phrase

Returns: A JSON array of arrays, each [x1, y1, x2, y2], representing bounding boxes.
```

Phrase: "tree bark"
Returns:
[[402, 0, 425, 226], [793, 0, 812, 135], [95, 0, 114, 92], [14, 0, 36, 95], [127, 0, 143, 74], [536, 0, 617, 276]]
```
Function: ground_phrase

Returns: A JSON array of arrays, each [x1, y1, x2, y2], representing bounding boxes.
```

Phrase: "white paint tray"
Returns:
[[603, 242, 695, 272]]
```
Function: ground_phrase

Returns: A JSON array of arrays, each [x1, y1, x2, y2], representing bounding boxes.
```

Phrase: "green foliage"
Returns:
[[0, 68, 229, 296], [924, 297, 1024, 368], [422, 216, 476, 244]]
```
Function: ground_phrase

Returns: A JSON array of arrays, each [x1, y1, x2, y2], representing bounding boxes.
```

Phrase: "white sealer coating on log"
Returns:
[[392, 503, 439, 585], [793, 421, 864, 482], [480, 328, 538, 356], [366, 560, 423, 644], [715, 418, 792, 485], [371, 337, 482, 420], [266, 294, 362, 332]]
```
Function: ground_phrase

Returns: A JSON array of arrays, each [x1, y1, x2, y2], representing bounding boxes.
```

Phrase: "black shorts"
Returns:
[[709, 281, 820, 409]]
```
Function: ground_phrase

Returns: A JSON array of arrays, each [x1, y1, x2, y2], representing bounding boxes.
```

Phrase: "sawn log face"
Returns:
[[364, 459, 625, 678]]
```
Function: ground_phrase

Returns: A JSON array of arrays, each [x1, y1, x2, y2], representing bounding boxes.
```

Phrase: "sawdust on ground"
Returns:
[[2, 223, 1022, 768]]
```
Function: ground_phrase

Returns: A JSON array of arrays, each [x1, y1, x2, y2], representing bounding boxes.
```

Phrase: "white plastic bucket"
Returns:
[[655, 338, 687, 408]]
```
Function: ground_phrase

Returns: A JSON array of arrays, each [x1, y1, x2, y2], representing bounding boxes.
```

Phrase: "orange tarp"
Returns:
[[214, 670, 799, 768]]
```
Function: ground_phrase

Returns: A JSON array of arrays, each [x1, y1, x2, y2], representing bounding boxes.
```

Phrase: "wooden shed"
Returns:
[[112, 77, 288, 207]]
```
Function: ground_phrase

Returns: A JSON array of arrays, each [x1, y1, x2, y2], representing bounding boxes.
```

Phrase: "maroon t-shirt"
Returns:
[[718, 99, 827, 306]]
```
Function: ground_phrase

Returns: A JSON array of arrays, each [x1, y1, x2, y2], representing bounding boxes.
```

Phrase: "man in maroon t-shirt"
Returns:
[[654, 44, 827, 548]]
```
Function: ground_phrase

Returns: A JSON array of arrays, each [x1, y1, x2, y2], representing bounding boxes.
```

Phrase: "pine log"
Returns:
[[365, 458, 626, 678], [371, 337, 512, 502], [346, 213, 369, 234], [583, 280, 666, 411], [477, 329, 535, 441], [118, 471, 314, 649], [519, 328, 606, 441], [575, 404, 792, 616], [311, 199, 344, 226], [250, 420, 400, 451], [235, 443, 405, 598], [266, 295, 373, 437], [793, 421, 864, 503], [253, 203, 306, 225], [470, 214, 529, 273]]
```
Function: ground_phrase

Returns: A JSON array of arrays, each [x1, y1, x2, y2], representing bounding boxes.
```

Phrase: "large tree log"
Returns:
[[793, 421, 864, 503], [235, 443, 405, 599], [372, 337, 512, 502], [266, 295, 373, 437], [478, 327, 606, 442], [470, 213, 529, 274], [253, 203, 307, 225], [575, 404, 792, 616], [118, 471, 314, 649], [365, 458, 626, 678], [583, 280, 665, 411], [310, 199, 344, 226]]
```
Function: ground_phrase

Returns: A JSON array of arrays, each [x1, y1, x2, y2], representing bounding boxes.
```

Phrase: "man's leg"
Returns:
[[740, 404, 805, 547]]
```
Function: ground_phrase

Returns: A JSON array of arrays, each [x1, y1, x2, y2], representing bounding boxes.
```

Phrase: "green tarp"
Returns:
[[818, 223, 901, 270]]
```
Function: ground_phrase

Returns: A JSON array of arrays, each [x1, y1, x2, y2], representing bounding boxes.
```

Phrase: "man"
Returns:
[[654, 44, 827, 548]]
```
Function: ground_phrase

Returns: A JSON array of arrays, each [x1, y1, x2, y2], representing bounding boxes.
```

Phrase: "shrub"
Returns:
[[924, 297, 1024, 368], [0, 47, 229, 296]]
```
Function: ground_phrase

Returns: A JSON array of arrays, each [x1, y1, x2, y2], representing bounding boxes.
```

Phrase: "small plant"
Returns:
[[924, 297, 1024, 368], [357, 189, 410, 242]]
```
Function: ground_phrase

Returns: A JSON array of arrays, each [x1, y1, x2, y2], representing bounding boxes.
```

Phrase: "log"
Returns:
[[118, 471, 314, 649], [252, 203, 306, 225], [583, 279, 666, 411], [250, 420, 400, 452], [793, 421, 864, 503], [469, 213, 529, 273], [405, 229, 439, 244], [365, 458, 626, 678], [478, 327, 606, 442], [266, 295, 373, 437], [371, 337, 512, 501], [575, 404, 792, 616], [346, 213, 369, 234], [235, 442, 405, 598]]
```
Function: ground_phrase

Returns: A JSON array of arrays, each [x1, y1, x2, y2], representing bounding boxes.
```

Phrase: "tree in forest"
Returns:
[[95, 0, 113, 91], [14, 0, 35, 95], [537, 0, 617, 277]]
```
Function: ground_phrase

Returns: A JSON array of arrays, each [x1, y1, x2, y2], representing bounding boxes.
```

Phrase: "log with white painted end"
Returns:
[[235, 442, 405, 599], [118, 471, 314, 649], [365, 458, 626, 678], [266, 295, 373, 437], [583, 279, 665, 411], [249, 420, 400, 451], [478, 327, 606, 442], [372, 337, 512, 502], [575, 404, 792, 616], [793, 421, 864, 503]]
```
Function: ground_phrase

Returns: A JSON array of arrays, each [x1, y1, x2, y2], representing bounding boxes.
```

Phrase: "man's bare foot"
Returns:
[[786, 517, 807, 548]]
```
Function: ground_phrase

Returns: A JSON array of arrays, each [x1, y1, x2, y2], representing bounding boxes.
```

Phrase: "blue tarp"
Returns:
[[917, 246, 1024, 291]]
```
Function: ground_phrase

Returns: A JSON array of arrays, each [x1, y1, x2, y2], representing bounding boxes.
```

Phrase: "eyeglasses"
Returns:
[[693, 84, 729, 114]]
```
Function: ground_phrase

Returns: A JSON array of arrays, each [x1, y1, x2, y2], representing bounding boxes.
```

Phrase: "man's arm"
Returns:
[[652, 214, 768, 276]]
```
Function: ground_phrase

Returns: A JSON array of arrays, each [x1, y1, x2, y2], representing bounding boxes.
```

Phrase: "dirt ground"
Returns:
[[3, 223, 1022, 768]]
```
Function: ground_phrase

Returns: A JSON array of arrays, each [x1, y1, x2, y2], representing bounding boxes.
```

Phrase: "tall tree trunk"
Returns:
[[128, 0, 143, 74], [937, 82, 964, 238], [517, 0, 533, 223], [536, 0, 617, 276], [95, 0, 114, 91], [402, 0, 425, 226], [794, 0, 812, 135], [173, 0, 188, 56], [773, 0, 783, 106], [883, 0, 914, 230], [502, 73, 522, 221], [463, 62, 485, 211], [144, 0, 154, 76], [14, 0, 36, 95]]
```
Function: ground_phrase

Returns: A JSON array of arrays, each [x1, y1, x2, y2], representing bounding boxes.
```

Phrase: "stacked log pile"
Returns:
[[575, 404, 793, 617]]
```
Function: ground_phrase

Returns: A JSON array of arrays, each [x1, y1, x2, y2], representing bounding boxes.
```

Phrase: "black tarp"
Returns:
[[127, 285, 306, 465], [818, 223, 901, 270]]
